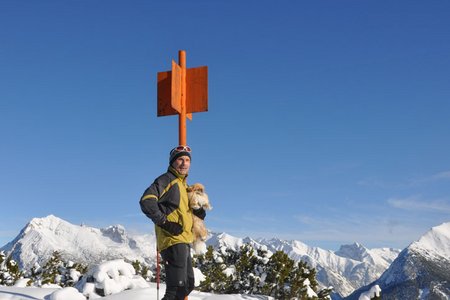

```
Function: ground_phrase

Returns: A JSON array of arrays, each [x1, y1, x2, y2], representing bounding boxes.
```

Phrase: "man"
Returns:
[[140, 146, 206, 300]]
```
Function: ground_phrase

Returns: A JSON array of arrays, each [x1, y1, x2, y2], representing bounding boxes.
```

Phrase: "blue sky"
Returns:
[[1, 1, 449, 250]]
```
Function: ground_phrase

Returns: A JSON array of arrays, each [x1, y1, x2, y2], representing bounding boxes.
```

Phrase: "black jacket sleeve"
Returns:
[[139, 177, 167, 226]]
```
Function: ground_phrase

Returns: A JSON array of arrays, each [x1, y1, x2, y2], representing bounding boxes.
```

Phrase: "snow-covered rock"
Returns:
[[75, 259, 149, 298]]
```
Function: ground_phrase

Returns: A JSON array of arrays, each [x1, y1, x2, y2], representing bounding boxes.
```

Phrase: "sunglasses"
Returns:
[[171, 145, 192, 154]]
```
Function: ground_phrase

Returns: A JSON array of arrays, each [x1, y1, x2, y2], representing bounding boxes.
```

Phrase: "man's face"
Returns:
[[171, 155, 191, 175]]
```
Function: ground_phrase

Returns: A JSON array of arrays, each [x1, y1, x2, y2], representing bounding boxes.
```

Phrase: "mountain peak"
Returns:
[[335, 242, 370, 262], [28, 214, 65, 227], [411, 221, 450, 258], [347, 221, 450, 299], [100, 225, 128, 243], [2, 215, 156, 270], [207, 232, 244, 251]]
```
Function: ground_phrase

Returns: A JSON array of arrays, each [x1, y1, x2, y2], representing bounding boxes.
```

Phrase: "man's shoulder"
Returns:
[[154, 170, 176, 186]]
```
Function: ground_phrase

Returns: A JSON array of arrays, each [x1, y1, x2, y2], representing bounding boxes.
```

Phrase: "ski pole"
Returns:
[[157, 248, 160, 300]]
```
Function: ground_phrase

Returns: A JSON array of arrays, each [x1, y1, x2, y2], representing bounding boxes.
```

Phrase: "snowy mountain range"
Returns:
[[0, 215, 157, 270], [1, 215, 400, 298], [206, 233, 399, 297], [346, 222, 450, 300]]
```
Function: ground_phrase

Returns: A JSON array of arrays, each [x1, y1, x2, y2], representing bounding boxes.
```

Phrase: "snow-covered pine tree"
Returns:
[[290, 261, 313, 299], [227, 244, 261, 294], [0, 251, 4, 266], [194, 246, 231, 293], [261, 250, 331, 299], [131, 260, 153, 281], [261, 250, 295, 298], [317, 286, 333, 299], [195, 244, 332, 299], [30, 251, 86, 287], [26, 262, 43, 286], [0, 250, 22, 286], [0, 250, 6, 285], [41, 251, 64, 285]]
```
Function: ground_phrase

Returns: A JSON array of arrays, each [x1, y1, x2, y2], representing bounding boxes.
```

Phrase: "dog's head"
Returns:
[[187, 183, 212, 210], [187, 183, 205, 194]]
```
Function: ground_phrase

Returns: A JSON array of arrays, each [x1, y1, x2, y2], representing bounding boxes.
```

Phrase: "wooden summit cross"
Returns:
[[157, 50, 208, 146]]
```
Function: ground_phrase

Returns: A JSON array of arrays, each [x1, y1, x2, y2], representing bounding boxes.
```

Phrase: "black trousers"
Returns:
[[160, 243, 195, 300]]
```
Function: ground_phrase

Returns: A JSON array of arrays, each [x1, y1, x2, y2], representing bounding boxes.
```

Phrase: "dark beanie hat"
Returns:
[[169, 146, 192, 165]]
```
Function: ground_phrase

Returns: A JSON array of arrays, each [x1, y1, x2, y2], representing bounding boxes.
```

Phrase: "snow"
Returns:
[[193, 267, 205, 287], [411, 222, 450, 259], [207, 233, 244, 251], [358, 284, 381, 300], [76, 259, 149, 298], [49, 287, 85, 300], [419, 288, 430, 299], [223, 265, 235, 277], [303, 279, 318, 298], [0, 285, 274, 300], [0, 286, 58, 299], [0, 258, 276, 300], [12, 279, 29, 288]]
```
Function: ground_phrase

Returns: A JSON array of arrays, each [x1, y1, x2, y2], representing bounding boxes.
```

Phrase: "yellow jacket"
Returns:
[[140, 167, 193, 251]]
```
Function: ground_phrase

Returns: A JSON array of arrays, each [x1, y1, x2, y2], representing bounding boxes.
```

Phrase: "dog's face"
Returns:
[[187, 183, 212, 210], [188, 183, 205, 194]]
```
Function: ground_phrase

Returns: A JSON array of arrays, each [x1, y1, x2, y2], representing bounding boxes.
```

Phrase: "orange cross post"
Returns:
[[157, 50, 208, 146], [156, 50, 208, 300]]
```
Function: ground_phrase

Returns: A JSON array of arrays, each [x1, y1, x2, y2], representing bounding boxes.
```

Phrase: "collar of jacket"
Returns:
[[168, 166, 188, 180]]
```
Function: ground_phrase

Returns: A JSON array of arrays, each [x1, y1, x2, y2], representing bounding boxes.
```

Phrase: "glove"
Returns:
[[159, 221, 183, 236], [193, 208, 206, 220]]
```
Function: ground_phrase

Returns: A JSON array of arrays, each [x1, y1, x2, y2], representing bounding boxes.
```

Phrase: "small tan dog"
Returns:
[[187, 183, 212, 254]]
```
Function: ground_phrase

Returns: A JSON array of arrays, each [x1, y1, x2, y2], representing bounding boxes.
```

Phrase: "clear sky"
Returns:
[[1, 1, 449, 251]]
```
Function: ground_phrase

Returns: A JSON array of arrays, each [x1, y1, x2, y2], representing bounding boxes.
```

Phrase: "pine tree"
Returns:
[[227, 244, 263, 294], [261, 250, 295, 298], [261, 250, 331, 299], [0, 250, 6, 285], [131, 260, 152, 281], [194, 246, 231, 293], [317, 286, 333, 299], [41, 251, 64, 285], [31, 251, 86, 287], [194, 244, 333, 299], [0, 250, 23, 286], [26, 263, 43, 286]]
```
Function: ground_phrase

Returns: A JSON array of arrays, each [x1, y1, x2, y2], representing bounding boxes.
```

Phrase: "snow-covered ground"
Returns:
[[0, 284, 273, 300], [0, 258, 274, 300]]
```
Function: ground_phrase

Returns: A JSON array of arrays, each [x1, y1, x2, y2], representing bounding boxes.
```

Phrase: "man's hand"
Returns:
[[193, 208, 206, 220], [160, 221, 183, 236]]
